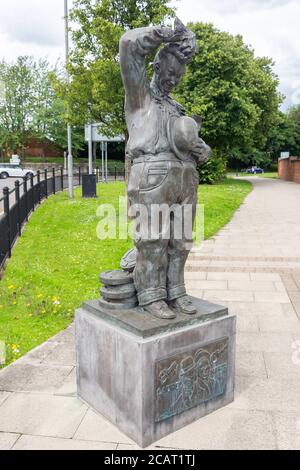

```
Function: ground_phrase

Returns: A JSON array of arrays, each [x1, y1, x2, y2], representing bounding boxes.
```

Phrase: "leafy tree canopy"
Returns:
[[54, 0, 175, 138], [0, 57, 84, 156], [174, 23, 283, 161]]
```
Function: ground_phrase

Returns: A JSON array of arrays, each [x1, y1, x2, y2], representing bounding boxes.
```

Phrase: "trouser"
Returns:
[[127, 155, 199, 307]]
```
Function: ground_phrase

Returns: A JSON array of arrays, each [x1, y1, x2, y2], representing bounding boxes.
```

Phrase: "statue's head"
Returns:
[[153, 49, 186, 95], [153, 18, 197, 95]]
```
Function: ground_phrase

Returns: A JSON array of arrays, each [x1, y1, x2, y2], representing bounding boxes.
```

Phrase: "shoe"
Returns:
[[144, 300, 176, 320], [169, 296, 197, 315]]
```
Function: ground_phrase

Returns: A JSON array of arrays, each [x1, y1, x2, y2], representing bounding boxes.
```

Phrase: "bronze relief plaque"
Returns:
[[155, 337, 229, 422]]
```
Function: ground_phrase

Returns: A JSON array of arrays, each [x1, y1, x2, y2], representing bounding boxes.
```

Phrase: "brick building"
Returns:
[[24, 137, 63, 158], [278, 156, 300, 184]]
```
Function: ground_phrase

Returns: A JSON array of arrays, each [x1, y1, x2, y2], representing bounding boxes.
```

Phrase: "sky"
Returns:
[[0, 0, 299, 110]]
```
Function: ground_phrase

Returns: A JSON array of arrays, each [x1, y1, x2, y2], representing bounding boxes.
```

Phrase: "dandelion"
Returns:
[[36, 294, 43, 299], [8, 285, 15, 290], [28, 314, 33, 317]]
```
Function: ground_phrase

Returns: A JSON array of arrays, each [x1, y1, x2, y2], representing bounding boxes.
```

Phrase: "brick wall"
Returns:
[[278, 157, 300, 184]]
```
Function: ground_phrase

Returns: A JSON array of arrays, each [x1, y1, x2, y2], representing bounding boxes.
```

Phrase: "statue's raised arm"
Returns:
[[119, 18, 197, 113]]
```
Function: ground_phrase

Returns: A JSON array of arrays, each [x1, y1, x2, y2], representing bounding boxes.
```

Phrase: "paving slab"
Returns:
[[231, 375, 300, 412], [0, 393, 87, 438], [236, 352, 267, 378], [0, 433, 20, 450], [236, 332, 296, 353], [272, 412, 300, 450], [0, 177, 299, 449], [154, 408, 277, 450], [0, 391, 11, 406], [73, 409, 135, 445], [12, 435, 118, 450]]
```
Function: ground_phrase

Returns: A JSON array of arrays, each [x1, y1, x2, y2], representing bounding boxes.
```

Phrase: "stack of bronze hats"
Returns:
[[99, 269, 138, 310]]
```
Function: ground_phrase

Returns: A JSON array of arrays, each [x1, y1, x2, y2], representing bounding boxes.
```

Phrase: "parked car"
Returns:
[[245, 166, 264, 174], [0, 164, 36, 179]]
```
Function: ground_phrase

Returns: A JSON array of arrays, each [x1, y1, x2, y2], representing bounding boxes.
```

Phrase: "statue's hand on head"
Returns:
[[164, 17, 197, 63]]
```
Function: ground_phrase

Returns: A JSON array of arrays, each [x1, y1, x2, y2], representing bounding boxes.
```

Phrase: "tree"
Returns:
[[0, 57, 35, 154], [61, 0, 175, 131], [286, 105, 300, 156], [0, 57, 84, 157], [54, 0, 176, 179], [173, 23, 283, 165]]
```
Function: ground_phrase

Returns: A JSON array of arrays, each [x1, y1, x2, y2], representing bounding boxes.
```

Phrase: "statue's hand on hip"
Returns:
[[190, 139, 212, 165]]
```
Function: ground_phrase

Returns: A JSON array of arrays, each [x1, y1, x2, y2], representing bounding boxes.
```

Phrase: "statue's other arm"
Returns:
[[119, 27, 172, 112]]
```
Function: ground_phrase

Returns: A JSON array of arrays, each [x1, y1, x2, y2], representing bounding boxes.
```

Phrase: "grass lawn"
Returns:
[[258, 172, 278, 179], [0, 178, 252, 367]]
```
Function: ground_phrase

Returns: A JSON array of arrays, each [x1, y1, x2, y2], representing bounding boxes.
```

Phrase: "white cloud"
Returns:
[[174, 0, 300, 110], [0, 0, 69, 63], [0, 0, 298, 110]]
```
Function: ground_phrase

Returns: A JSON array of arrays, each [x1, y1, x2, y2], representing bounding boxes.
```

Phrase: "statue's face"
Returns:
[[154, 53, 186, 95]]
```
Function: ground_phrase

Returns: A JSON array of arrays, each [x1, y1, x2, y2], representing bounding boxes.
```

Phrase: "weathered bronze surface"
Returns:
[[155, 338, 229, 422], [119, 18, 212, 318], [83, 297, 228, 338]]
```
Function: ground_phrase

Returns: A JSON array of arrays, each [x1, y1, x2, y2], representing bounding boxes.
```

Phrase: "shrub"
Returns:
[[198, 150, 227, 184]]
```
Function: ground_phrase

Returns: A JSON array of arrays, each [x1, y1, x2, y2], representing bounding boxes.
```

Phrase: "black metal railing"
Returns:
[[0, 165, 126, 272]]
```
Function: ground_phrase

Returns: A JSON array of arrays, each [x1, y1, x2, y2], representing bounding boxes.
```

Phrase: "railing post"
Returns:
[[44, 169, 48, 198], [52, 167, 56, 194], [15, 181, 22, 237], [30, 173, 35, 212], [60, 166, 64, 191], [24, 177, 28, 222], [78, 166, 81, 186], [37, 170, 41, 204], [115, 165, 117, 182], [3, 187, 11, 258]]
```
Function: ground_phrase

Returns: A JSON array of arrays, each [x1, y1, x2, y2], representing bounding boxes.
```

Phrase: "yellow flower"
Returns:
[[28, 314, 33, 317], [36, 294, 43, 299], [12, 301, 17, 305], [8, 285, 15, 290]]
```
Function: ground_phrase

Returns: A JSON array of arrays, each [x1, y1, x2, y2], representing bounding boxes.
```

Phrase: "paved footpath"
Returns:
[[1, 177, 300, 450]]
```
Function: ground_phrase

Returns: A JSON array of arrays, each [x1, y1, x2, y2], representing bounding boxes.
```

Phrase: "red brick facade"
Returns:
[[24, 137, 63, 158], [278, 157, 300, 184]]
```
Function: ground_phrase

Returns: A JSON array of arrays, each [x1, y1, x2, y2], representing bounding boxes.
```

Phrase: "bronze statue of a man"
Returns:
[[120, 18, 211, 320]]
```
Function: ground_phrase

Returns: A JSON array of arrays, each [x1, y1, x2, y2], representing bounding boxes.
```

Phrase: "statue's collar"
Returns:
[[150, 79, 171, 102]]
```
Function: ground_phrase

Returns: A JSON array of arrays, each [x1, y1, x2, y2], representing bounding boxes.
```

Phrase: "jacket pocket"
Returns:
[[139, 163, 169, 192]]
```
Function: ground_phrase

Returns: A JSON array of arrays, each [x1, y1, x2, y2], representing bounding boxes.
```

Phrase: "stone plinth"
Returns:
[[75, 297, 236, 448]]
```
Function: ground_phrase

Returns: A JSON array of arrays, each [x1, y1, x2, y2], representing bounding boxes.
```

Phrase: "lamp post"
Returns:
[[64, 0, 74, 199]]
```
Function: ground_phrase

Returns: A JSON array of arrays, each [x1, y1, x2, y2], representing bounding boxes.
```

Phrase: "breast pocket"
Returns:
[[139, 163, 169, 192]]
